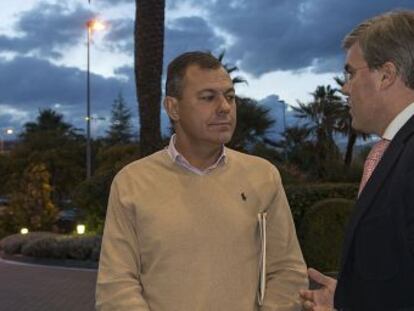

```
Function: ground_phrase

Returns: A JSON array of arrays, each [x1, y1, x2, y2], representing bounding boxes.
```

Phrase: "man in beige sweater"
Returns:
[[96, 51, 308, 311]]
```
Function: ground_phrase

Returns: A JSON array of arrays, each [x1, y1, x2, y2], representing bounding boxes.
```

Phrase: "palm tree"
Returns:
[[333, 76, 371, 166], [17, 109, 85, 203], [22, 109, 74, 136], [293, 85, 346, 146], [217, 53, 275, 152], [134, 0, 165, 157], [229, 97, 275, 151], [293, 85, 347, 178], [275, 125, 315, 171], [217, 51, 246, 85]]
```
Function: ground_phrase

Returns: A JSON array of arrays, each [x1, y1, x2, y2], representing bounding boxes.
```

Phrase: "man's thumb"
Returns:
[[308, 268, 333, 287]]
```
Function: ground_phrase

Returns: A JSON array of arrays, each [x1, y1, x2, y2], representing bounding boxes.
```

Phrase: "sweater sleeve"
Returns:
[[95, 177, 150, 311], [260, 166, 309, 311]]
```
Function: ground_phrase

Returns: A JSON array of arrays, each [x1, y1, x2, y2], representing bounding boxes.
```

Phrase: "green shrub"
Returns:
[[300, 198, 355, 272], [21, 237, 66, 259], [0, 232, 58, 255], [71, 172, 113, 234], [64, 236, 101, 260], [90, 236, 102, 261], [277, 163, 309, 185], [0, 232, 101, 261], [285, 183, 358, 234], [320, 160, 363, 183]]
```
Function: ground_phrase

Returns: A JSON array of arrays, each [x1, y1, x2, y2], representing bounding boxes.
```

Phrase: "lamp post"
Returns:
[[85, 19, 105, 179], [0, 128, 13, 153]]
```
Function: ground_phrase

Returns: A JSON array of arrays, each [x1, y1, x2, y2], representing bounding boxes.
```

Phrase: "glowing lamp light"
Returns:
[[6, 129, 13, 135], [77, 224, 86, 235], [20, 228, 29, 235], [87, 19, 106, 31]]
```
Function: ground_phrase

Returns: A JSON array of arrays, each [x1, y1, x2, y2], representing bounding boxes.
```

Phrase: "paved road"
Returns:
[[0, 258, 97, 311]]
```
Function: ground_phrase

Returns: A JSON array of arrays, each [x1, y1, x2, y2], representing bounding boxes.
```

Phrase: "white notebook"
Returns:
[[257, 212, 267, 306]]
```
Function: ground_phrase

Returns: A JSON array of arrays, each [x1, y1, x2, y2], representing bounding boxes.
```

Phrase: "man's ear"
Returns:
[[379, 61, 397, 90], [164, 96, 180, 121]]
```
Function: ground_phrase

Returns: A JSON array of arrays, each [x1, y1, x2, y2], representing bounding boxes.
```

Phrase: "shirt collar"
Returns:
[[382, 102, 414, 140], [166, 134, 227, 175]]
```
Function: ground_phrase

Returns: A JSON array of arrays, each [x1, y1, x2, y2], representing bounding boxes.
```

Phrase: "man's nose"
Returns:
[[342, 81, 350, 96], [217, 94, 232, 113]]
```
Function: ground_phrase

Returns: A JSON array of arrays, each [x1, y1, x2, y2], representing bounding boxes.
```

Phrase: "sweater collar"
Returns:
[[166, 134, 227, 175]]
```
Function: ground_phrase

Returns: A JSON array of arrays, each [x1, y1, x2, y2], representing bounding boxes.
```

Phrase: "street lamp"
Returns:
[[76, 224, 86, 235], [85, 19, 106, 179], [0, 128, 13, 153]]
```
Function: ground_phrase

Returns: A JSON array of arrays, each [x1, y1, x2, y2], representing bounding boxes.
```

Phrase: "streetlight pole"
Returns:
[[85, 19, 105, 179], [86, 22, 91, 179]]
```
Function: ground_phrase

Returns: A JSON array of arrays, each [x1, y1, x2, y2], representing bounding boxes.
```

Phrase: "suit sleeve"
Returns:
[[406, 169, 414, 258], [95, 177, 150, 311], [260, 167, 309, 311]]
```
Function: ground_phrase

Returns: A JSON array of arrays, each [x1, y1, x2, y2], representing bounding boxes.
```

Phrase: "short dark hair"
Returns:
[[166, 51, 223, 98], [343, 10, 414, 89]]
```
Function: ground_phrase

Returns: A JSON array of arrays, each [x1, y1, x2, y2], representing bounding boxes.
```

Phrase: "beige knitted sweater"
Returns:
[[96, 148, 308, 311]]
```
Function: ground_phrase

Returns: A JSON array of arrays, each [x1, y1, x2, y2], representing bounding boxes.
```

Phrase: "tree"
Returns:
[[73, 143, 140, 233], [6, 163, 58, 231], [293, 85, 347, 178], [333, 76, 371, 166], [294, 85, 346, 146], [135, 0, 165, 157], [228, 97, 275, 152], [218, 53, 276, 153], [0, 153, 13, 195], [106, 93, 134, 145], [11, 109, 84, 203], [278, 126, 314, 167], [217, 51, 246, 85]]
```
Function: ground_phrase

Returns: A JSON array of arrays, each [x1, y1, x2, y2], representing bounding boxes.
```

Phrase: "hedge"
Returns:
[[300, 198, 355, 272], [285, 183, 358, 235], [0, 232, 58, 255], [0, 232, 101, 262]]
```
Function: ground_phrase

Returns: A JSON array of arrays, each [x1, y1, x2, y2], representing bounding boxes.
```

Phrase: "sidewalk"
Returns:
[[0, 257, 97, 311]]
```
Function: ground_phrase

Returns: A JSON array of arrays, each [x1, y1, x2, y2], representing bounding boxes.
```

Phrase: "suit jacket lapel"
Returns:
[[339, 116, 414, 274]]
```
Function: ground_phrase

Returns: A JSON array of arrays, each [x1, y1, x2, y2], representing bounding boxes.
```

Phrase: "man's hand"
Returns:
[[299, 268, 337, 311]]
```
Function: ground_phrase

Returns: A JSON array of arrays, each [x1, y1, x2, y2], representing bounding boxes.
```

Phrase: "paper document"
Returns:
[[257, 212, 267, 306]]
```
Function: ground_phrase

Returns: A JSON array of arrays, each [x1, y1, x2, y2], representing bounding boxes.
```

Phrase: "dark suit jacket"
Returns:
[[334, 116, 414, 311]]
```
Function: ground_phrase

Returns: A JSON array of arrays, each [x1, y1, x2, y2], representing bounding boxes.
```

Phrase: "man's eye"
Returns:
[[226, 94, 236, 101], [345, 71, 354, 81], [200, 95, 215, 101]]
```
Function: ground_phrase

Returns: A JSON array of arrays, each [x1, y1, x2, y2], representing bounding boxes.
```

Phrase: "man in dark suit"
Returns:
[[300, 10, 414, 311]]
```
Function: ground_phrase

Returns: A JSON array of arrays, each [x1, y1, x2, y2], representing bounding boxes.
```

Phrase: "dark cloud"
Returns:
[[97, 0, 133, 7], [164, 16, 225, 64], [173, 0, 414, 75], [103, 18, 134, 53], [5, 0, 414, 136], [107, 0, 414, 75], [0, 2, 92, 58], [0, 56, 137, 135], [114, 64, 135, 82], [104, 16, 224, 67]]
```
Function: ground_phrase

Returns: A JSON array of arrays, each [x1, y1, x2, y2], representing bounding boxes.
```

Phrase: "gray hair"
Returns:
[[343, 10, 414, 89]]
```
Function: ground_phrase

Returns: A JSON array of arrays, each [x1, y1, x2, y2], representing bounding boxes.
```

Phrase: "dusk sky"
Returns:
[[1, 0, 414, 138]]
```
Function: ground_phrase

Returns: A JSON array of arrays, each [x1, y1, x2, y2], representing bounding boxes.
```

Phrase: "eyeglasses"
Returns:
[[344, 65, 369, 83]]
